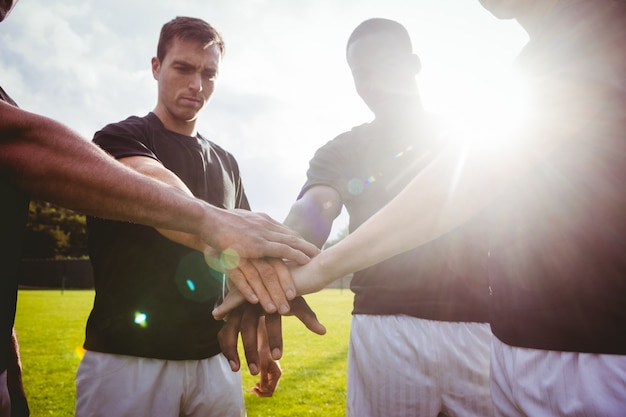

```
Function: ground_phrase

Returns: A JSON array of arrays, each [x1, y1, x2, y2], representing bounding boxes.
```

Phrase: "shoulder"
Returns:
[[95, 114, 154, 140], [93, 114, 161, 159], [316, 122, 371, 154]]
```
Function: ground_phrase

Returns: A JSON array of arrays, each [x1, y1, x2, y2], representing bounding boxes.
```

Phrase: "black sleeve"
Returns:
[[298, 131, 353, 201], [93, 117, 159, 162]]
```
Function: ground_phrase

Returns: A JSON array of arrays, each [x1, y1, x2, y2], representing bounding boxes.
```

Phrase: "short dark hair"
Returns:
[[346, 18, 413, 56], [157, 16, 225, 62]]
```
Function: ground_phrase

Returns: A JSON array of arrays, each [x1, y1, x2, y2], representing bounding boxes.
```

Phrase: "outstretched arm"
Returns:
[[287, 78, 611, 290], [214, 77, 610, 309], [0, 101, 319, 263]]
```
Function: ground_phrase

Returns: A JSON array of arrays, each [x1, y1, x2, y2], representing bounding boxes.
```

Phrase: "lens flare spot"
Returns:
[[347, 178, 365, 195], [204, 249, 224, 272], [393, 145, 413, 159], [186, 279, 196, 292], [220, 248, 240, 270], [203, 247, 240, 272], [134, 312, 148, 328]]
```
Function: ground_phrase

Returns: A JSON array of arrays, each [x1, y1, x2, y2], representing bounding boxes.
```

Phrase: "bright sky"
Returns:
[[0, 0, 528, 238]]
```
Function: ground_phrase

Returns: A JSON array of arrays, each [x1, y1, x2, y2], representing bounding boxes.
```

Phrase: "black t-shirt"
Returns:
[[85, 112, 249, 360], [487, 0, 626, 354], [0, 86, 29, 373], [300, 118, 490, 323]]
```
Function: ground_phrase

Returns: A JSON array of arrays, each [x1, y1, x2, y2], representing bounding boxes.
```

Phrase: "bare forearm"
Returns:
[[0, 103, 214, 234], [1, 102, 320, 262]]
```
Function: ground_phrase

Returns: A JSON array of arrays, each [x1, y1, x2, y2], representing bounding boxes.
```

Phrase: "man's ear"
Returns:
[[151, 57, 160, 80]]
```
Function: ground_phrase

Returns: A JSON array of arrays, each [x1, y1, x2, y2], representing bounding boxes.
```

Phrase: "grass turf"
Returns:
[[14, 288, 353, 416]]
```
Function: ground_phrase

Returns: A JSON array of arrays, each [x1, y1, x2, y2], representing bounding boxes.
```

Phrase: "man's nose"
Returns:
[[188, 73, 203, 92]]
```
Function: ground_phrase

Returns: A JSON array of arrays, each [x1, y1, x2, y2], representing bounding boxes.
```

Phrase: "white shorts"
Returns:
[[75, 351, 245, 417], [491, 336, 626, 417], [347, 314, 493, 417]]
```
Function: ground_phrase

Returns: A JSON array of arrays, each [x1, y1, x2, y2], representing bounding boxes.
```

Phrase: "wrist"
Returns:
[[194, 200, 223, 249], [294, 248, 344, 296]]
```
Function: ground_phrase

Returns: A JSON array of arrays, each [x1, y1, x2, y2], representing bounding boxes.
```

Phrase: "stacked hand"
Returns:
[[211, 246, 330, 396], [217, 297, 326, 377]]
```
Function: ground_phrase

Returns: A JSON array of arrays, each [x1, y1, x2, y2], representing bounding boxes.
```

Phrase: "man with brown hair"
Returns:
[[74, 16, 280, 417], [0, 3, 318, 416]]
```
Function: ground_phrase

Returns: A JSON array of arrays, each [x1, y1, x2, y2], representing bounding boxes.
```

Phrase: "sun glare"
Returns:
[[441, 70, 529, 148]]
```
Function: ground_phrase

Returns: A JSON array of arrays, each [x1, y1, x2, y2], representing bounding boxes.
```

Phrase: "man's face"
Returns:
[[152, 36, 221, 126], [0, 0, 18, 22], [347, 32, 418, 117]]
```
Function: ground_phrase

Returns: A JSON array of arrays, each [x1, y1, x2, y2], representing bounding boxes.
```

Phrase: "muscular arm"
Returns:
[[118, 155, 207, 251], [0, 101, 319, 261], [283, 185, 343, 248]]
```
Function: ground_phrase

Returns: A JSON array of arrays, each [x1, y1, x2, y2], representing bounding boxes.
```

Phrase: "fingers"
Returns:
[[222, 210, 320, 263], [267, 257, 296, 301], [217, 308, 243, 372], [225, 266, 259, 305], [227, 259, 274, 308], [243, 210, 320, 262], [251, 359, 282, 398], [257, 238, 319, 266], [289, 296, 327, 335], [248, 258, 287, 314], [213, 289, 246, 320], [225, 258, 295, 315], [258, 362, 269, 390], [240, 305, 262, 375], [264, 313, 283, 360]]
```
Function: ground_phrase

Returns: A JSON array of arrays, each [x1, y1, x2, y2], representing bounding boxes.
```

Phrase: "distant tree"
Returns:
[[23, 200, 88, 259]]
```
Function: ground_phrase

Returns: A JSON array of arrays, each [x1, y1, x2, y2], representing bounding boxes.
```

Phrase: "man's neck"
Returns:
[[152, 108, 198, 137]]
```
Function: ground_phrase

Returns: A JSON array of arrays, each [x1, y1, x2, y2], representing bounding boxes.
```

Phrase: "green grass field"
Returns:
[[14, 289, 353, 416]]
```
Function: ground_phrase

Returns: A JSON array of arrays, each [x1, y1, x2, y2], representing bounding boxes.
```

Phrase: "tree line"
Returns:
[[24, 200, 88, 259]]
